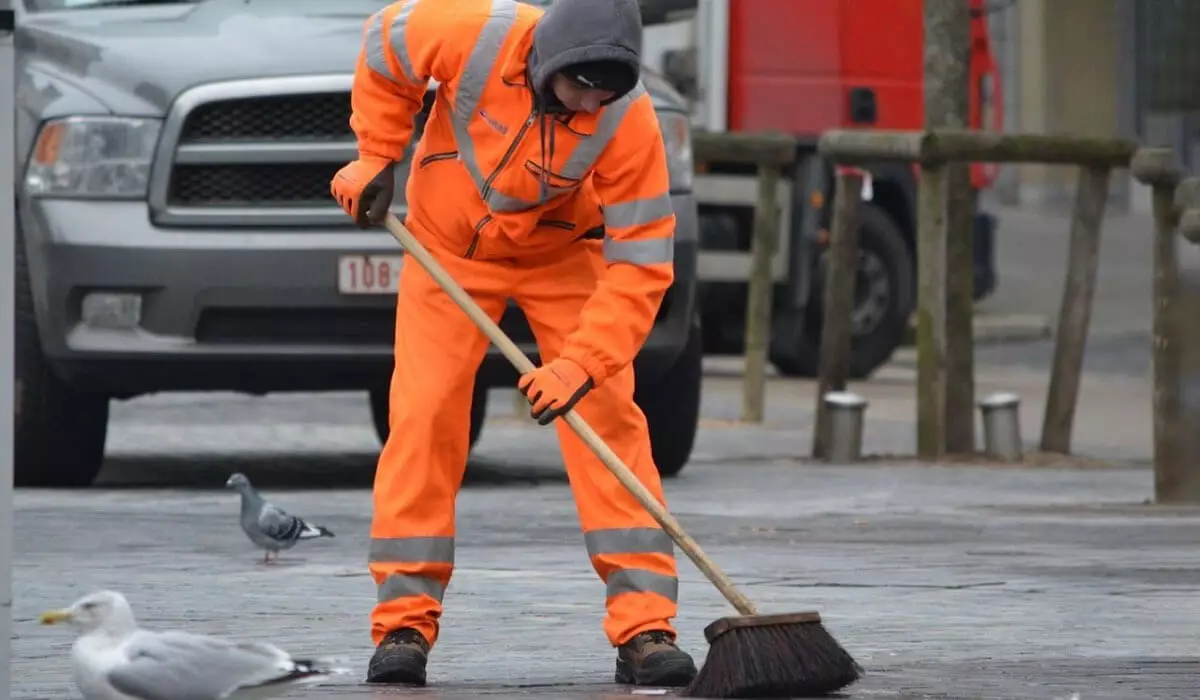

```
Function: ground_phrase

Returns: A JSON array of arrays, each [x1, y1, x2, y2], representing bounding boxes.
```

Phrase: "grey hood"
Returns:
[[528, 0, 643, 101]]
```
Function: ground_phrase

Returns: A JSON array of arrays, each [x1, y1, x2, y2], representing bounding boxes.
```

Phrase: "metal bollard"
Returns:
[[823, 391, 868, 462], [977, 391, 1023, 462]]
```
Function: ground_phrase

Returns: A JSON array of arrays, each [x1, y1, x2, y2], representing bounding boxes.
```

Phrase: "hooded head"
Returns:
[[529, 0, 643, 112]]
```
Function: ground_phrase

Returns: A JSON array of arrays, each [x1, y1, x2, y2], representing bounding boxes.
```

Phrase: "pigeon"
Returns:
[[39, 589, 349, 700], [225, 472, 335, 564]]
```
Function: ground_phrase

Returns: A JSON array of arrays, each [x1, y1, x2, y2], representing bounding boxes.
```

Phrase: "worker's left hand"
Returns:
[[518, 357, 595, 426], [330, 157, 396, 229]]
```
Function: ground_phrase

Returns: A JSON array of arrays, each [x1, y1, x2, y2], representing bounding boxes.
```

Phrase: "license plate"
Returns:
[[337, 255, 404, 295]]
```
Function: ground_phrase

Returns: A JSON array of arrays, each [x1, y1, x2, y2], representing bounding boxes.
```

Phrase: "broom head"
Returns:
[[680, 611, 862, 698]]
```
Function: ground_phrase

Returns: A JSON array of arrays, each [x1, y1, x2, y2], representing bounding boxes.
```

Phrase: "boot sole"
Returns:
[[615, 657, 698, 688], [365, 659, 427, 686]]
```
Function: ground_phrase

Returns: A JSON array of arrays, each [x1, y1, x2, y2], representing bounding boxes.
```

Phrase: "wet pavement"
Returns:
[[12, 205, 1191, 698], [12, 417, 1200, 699]]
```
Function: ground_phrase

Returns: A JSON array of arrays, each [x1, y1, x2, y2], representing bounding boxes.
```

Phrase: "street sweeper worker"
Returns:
[[330, 0, 698, 688]]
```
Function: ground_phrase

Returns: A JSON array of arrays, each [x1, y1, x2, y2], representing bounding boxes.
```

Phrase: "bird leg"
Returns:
[[262, 550, 274, 565]]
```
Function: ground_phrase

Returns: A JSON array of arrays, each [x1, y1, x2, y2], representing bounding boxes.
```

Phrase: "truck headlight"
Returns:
[[656, 110, 693, 192], [25, 116, 162, 199]]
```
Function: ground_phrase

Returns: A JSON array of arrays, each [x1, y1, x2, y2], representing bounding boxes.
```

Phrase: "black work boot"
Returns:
[[366, 628, 430, 685], [615, 630, 698, 687]]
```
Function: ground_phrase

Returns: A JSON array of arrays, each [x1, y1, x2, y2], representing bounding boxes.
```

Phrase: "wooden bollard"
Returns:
[[740, 162, 783, 424], [812, 168, 864, 458], [915, 162, 947, 460], [1131, 148, 1191, 503], [1177, 177, 1200, 244], [694, 130, 797, 425], [1039, 165, 1111, 454]]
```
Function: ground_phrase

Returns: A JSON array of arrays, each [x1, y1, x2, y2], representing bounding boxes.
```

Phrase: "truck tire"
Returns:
[[634, 317, 703, 478], [14, 227, 110, 488], [369, 381, 488, 450], [771, 203, 914, 379]]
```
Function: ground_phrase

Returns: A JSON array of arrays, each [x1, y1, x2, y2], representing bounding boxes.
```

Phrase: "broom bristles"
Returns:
[[680, 621, 862, 698]]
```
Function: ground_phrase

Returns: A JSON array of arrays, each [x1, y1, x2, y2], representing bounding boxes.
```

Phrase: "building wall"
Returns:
[[1001, 0, 1124, 208], [996, 0, 1199, 212]]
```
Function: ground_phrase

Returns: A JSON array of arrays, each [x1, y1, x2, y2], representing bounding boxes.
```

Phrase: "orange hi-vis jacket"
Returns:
[[352, 0, 676, 387]]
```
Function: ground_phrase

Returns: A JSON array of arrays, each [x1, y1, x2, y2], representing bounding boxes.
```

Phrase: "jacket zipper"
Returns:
[[481, 109, 536, 201], [464, 215, 493, 259]]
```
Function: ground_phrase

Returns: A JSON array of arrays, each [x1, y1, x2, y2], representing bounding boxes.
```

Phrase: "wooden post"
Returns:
[[1039, 166, 1111, 454], [692, 130, 796, 425], [923, 0, 975, 455], [819, 128, 1138, 168], [812, 169, 864, 458], [816, 127, 1145, 460], [1153, 181, 1189, 502], [1179, 178, 1200, 243], [741, 162, 782, 423], [915, 164, 948, 460], [1131, 149, 1189, 502]]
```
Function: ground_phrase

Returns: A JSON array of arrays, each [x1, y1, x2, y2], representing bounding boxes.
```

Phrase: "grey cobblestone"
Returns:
[[13, 446, 1200, 699]]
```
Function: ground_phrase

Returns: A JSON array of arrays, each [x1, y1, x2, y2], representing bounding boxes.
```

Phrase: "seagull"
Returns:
[[39, 589, 348, 700], [224, 472, 335, 564]]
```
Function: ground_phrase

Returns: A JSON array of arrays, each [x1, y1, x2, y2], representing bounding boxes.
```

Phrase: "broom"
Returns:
[[381, 213, 863, 698]]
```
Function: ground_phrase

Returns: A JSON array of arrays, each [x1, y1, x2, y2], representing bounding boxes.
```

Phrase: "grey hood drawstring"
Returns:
[[525, 0, 644, 205]]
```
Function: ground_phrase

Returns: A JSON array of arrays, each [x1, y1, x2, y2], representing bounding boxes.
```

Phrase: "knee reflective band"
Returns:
[[586, 527, 679, 602], [369, 536, 454, 603]]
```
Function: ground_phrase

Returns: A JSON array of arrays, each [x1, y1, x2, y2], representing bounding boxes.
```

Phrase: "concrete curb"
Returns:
[[903, 311, 1053, 346]]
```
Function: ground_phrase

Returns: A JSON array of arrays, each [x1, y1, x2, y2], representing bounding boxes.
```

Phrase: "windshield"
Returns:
[[25, 0, 199, 11]]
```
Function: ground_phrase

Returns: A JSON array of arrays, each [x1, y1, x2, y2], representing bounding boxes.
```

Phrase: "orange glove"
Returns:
[[330, 157, 396, 228], [518, 357, 595, 426]]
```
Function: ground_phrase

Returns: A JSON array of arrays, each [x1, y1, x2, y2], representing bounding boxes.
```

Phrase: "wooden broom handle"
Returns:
[[383, 214, 758, 616]]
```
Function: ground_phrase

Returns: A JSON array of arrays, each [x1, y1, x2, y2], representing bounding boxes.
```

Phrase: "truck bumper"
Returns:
[[22, 194, 698, 396]]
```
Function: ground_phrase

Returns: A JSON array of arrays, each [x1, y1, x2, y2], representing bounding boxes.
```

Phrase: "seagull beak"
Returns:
[[39, 609, 72, 625]]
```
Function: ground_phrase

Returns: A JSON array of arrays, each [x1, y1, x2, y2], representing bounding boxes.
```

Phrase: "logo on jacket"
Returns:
[[478, 109, 508, 135]]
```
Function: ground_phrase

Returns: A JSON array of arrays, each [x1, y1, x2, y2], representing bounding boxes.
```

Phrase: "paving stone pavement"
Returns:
[[13, 421, 1200, 700]]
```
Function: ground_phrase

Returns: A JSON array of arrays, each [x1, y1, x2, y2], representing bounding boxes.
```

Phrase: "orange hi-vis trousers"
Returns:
[[367, 228, 680, 650]]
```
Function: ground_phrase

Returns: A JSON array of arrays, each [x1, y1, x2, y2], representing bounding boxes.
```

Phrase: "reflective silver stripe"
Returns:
[[387, 0, 421, 83], [378, 573, 447, 603], [368, 536, 455, 564], [482, 82, 648, 212], [453, 0, 518, 191], [604, 193, 674, 229], [486, 189, 543, 213], [585, 527, 675, 557], [557, 82, 645, 181], [364, 12, 394, 80], [450, 7, 646, 210], [606, 569, 679, 601], [604, 236, 674, 265]]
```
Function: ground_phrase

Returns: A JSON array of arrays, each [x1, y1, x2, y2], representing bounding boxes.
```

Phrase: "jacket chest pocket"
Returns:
[[489, 120, 596, 210]]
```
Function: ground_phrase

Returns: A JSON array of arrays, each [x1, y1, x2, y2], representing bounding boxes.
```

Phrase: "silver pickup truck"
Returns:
[[14, 0, 702, 487]]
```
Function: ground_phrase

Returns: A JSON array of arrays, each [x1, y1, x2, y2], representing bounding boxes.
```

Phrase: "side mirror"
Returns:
[[640, 0, 697, 25]]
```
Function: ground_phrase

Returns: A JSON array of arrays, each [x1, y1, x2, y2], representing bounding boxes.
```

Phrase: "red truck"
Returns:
[[651, 0, 1002, 377]]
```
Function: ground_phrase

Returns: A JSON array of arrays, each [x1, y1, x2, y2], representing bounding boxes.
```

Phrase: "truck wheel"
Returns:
[[14, 228, 110, 488], [771, 203, 914, 379], [634, 317, 703, 478], [370, 381, 488, 450]]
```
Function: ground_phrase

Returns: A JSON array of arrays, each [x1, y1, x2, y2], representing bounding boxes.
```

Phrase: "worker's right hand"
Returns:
[[331, 158, 396, 228]]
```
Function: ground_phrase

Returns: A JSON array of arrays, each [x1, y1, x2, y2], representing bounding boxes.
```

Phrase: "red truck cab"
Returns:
[[689, 0, 1002, 377]]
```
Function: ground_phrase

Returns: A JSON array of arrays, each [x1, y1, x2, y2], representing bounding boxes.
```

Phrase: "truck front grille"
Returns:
[[150, 76, 432, 227], [180, 93, 354, 142], [169, 163, 342, 207]]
